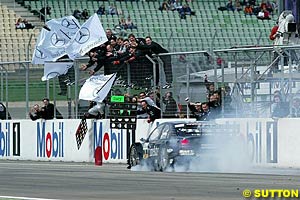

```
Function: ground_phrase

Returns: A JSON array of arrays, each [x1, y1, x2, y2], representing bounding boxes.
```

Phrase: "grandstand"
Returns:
[[0, 0, 277, 65], [0, 1, 41, 65]]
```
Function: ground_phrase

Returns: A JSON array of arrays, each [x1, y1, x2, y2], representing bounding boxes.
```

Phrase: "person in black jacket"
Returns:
[[186, 98, 202, 120], [162, 91, 178, 118], [0, 102, 11, 120], [137, 100, 161, 123], [137, 36, 173, 88], [41, 98, 63, 119], [39, 6, 51, 21]]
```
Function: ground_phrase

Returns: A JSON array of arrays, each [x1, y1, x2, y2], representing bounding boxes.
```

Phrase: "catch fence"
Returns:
[[1, 44, 300, 119]]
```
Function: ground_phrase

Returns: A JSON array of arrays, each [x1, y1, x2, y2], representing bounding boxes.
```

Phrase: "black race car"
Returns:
[[128, 121, 240, 171]]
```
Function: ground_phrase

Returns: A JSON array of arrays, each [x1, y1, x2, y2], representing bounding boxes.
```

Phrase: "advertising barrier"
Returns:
[[216, 118, 278, 166], [0, 119, 94, 162], [277, 118, 300, 167], [93, 120, 127, 163], [0, 118, 298, 168]]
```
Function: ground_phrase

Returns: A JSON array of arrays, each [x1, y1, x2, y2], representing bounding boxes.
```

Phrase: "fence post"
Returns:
[[156, 56, 164, 118], [186, 62, 190, 118]]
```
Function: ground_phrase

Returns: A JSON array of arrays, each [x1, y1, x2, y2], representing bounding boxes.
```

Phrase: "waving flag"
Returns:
[[41, 62, 73, 81], [75, 118, 88, 150], [47, 16, 80, 41], [32, 27, 68, 64], [79, 73, 116, 102], [66, 13, 108, 60], [32, 29, 51, 64], [32, 16, 80, 64]]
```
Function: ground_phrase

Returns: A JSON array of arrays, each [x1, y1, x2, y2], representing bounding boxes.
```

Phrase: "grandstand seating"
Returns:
[[1, 0, 278, 65], [0, 4, 39, 67]]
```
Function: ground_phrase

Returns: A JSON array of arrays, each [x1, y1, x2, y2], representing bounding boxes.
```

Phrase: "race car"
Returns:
[[128, 121, 241, 171]]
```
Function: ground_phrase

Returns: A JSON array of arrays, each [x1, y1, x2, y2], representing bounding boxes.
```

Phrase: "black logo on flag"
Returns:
[[35, 47, 47, 59], [61, 18, 79, 29], [75, 27, 90, 44], [51, 33, 66, 47]]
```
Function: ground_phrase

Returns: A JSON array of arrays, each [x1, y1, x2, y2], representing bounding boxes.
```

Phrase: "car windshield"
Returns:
[[174, 124, 201, 136]]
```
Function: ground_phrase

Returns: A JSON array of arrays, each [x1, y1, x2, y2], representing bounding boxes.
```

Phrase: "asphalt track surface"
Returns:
[[1, 161, 300, 200]]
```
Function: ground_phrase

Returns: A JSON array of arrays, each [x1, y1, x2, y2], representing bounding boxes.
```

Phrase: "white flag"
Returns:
[[32, 16, 80, 64], [32, 29, 50, 64], [47, 16, 80, 41], [32, 28, 67, 64], [66, 13, 108, 60], [42, 62, 73, 81], [79, 73, 116, 102]]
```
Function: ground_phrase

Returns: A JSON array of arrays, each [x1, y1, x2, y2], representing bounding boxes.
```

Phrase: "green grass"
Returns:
[[4, 81, 73, 102], [4, 81, 144, 102]]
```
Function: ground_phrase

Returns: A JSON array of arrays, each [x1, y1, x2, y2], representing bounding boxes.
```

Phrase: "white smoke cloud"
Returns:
[[131, 123, 254, 173]]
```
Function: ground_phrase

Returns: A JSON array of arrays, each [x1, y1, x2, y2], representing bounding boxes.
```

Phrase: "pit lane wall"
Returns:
[[0, 118, 298, 167]]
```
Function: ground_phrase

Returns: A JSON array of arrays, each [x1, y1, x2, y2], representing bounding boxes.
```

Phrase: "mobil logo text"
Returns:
[[94, 121, 124, 160], [0, 122, 10, 157], [247, 121, 277, 163], [37, 121, 64, 158]]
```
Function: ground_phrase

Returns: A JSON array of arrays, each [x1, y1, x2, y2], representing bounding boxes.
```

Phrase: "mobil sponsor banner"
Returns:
[[93, 120, 127, 163], [0, 119, 94, 162], [277, 118, 300, 167], [35, 119, 94, 162], [218, 118, 278, 165], [243, 119, 277, 165], [0, 121, 21, 158]]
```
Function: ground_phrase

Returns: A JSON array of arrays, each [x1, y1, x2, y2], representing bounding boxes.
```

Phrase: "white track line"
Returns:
[[0, 196, 60, 200]]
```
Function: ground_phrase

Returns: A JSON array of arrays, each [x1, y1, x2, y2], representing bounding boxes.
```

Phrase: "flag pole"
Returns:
[[65, 0, 68, 16], [96, 73, 117, 94]]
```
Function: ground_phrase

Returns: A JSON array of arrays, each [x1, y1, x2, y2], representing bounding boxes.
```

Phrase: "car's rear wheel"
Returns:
[[129, 143, 143, 167]]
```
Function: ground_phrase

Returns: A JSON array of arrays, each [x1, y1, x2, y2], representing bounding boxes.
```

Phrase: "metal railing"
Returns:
[[1, 44, 300, 119]]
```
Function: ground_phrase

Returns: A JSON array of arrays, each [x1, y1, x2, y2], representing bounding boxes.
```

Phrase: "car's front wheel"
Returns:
[[129, 143, 143, 167], [158, 146, 170, 172]]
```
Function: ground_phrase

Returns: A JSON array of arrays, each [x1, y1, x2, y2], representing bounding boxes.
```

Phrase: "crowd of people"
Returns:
[[159, 0, 196, 19], [186, 80, 233, 121], [96, 4, 123, 16], [218, 0, 277, 20], [270, 90, 300, 118], [82, 89, 177, 123], [80, 29, 173, 89], [118, 16, 137, 30], [79, 69, 234, 123]]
